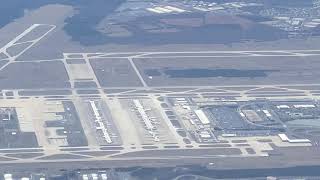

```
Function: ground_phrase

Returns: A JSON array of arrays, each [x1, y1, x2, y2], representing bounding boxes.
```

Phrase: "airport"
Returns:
[[0, 24, 318, 173], [2, 0, 320, 178]]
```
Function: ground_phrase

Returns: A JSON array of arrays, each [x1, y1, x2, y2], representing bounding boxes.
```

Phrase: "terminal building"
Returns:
[[278, 133, 311, 143], [89, 101, 112, 144], [194, 109, 211, 128]]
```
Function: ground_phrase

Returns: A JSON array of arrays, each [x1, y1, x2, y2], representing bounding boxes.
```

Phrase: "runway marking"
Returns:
[[4, 83, 320, 101], [61, 50, 320, 61], [129, 54, 312, 58], [0, 83, 320, 92], [0, 24, 56, 71], [64, 49, 320, 54], [128, 57, 149, 88], [82, 54, 105, 95]]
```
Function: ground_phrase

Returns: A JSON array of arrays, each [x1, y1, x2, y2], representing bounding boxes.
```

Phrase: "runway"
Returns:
[[0, 24, 319, 170]]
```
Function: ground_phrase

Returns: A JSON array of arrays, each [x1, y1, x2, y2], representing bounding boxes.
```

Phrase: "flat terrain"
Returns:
[[0, 4, 320, 174]]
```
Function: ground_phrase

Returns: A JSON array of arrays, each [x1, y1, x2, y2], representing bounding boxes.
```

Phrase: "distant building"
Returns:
[[194, 109, 211, 127]]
